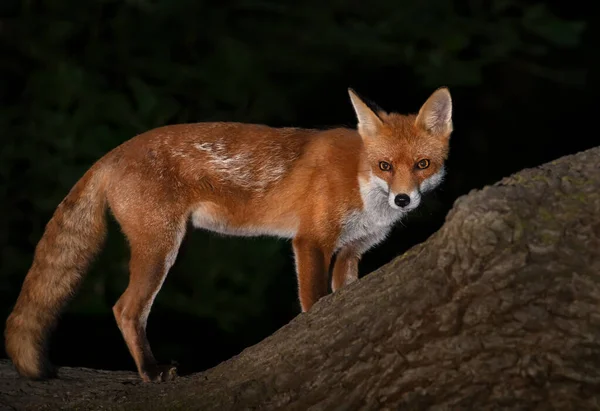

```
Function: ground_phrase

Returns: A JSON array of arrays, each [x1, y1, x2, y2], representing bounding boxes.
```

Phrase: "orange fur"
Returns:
[[5, 87, 453, 382]]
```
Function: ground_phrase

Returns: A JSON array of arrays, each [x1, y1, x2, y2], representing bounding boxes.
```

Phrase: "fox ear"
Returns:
[[348, 88, 384, 137], [415, 87, 453, 135]]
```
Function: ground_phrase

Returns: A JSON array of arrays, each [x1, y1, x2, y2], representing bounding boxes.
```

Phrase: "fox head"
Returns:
[[349, 87, 452, 213]]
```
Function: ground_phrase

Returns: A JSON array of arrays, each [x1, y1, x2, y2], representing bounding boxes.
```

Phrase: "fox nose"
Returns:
[[394, 194, 411, 208]]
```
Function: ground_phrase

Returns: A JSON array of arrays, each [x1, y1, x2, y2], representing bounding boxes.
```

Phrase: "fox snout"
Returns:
[[393, 194, 410, 208], [387, 189, 421, 211], [386, 164, 447, 211]]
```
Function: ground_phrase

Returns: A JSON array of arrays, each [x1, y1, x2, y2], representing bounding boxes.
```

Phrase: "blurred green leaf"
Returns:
[[522, 4, 586, 47]]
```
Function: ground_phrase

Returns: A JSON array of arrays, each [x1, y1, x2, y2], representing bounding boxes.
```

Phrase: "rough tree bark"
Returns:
[[1, 147, 600, 411]]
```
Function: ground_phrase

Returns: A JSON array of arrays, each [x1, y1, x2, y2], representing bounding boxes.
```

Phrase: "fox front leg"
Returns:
[[292, 238, 332, 312]]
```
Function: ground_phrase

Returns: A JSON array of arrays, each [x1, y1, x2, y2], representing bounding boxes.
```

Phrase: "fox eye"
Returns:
[[416, 159, 430, 170], [379, 161, 392, 171]]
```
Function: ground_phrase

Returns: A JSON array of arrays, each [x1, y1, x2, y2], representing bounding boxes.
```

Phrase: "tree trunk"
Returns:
[[2, 147, 600, 411]]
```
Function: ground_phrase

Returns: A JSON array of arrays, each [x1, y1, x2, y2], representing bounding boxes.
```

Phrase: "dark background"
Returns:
[[0, 0, 596, 376]]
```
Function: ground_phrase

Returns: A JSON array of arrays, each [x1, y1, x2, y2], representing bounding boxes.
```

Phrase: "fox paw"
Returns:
[[142, 363, 178, 383]]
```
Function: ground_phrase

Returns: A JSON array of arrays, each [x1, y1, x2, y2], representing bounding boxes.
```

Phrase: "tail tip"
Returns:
[[5, 314, 57, 380], [11, 358, 57, 380]]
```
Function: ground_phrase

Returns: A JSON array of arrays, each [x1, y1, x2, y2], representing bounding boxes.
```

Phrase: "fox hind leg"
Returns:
[[112, 220, 186, 382]]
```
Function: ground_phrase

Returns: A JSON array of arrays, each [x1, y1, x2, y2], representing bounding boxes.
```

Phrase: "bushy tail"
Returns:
[[5, 165, 108, 379]]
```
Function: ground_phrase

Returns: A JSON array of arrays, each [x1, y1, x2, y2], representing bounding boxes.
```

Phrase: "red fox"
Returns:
[[5, 87, 452, 382]]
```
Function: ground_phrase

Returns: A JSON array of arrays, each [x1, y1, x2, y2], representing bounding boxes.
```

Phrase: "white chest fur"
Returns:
[[336, 174, 405, 251]]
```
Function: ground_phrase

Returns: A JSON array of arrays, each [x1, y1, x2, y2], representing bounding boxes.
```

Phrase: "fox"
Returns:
[[5, 87, 452, 382]]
